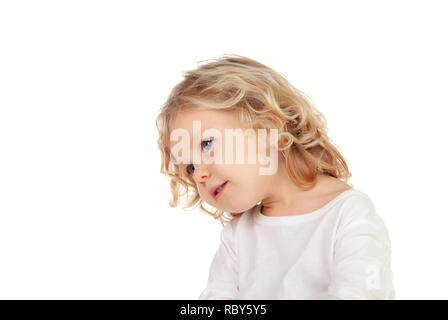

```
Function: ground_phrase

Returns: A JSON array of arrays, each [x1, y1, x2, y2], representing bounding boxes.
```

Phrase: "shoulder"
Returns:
[[337, 189, 381, 220], [333, 189, 391, 242], [337, 188, 376, 212], [334, 189, 378, 223]]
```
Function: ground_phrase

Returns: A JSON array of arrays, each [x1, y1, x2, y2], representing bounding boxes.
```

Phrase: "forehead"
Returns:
[[171, 109, 241, 133]]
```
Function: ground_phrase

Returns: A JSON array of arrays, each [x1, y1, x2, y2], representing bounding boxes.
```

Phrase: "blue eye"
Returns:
[[201, 139, 213, 152], [186, 164, 195, 176]]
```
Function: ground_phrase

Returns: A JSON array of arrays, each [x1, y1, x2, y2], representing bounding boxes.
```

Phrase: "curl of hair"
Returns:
[[156, 53, 352, 226]]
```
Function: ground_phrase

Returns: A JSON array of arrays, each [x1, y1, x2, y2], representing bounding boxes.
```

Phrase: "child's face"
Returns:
[[170, 108, 279, 214]]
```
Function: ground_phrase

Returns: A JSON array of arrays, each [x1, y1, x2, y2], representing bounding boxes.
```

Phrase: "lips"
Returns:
[[209, 181, 228, 199]]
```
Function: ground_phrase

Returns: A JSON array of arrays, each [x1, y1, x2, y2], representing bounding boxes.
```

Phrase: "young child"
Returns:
[[156, 54, 395, 300]]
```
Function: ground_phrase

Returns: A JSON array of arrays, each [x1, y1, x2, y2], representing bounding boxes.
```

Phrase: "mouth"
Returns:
[[211, 181, 228, 199]]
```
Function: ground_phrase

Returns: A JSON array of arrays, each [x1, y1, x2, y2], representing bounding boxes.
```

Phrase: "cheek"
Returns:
[[197, 186, 209, 200], [238, 163, 265, 182]]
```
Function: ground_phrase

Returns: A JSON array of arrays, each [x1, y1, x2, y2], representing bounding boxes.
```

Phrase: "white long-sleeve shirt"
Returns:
[[198, 188, 395, 300]]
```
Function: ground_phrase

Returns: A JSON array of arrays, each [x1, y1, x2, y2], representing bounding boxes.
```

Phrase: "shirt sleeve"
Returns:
[[327, 195, 396, 299], [198, 221, 239, 300]]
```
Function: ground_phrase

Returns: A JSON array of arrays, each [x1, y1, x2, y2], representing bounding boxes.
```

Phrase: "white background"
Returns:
[[0, 0, 447, 299]]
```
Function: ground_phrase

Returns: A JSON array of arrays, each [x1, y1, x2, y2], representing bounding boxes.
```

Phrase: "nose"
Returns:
[[192, 164, 211, 184]]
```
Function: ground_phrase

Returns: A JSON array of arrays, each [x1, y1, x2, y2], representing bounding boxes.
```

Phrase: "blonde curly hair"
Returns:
[[156, 54, 352, 226]]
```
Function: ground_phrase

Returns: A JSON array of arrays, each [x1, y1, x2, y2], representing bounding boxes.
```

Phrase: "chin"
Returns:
[[221, 199, 258, 215]]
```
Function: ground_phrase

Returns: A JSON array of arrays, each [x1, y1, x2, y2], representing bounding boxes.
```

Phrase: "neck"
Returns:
[[260, 158, 323, 217]]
